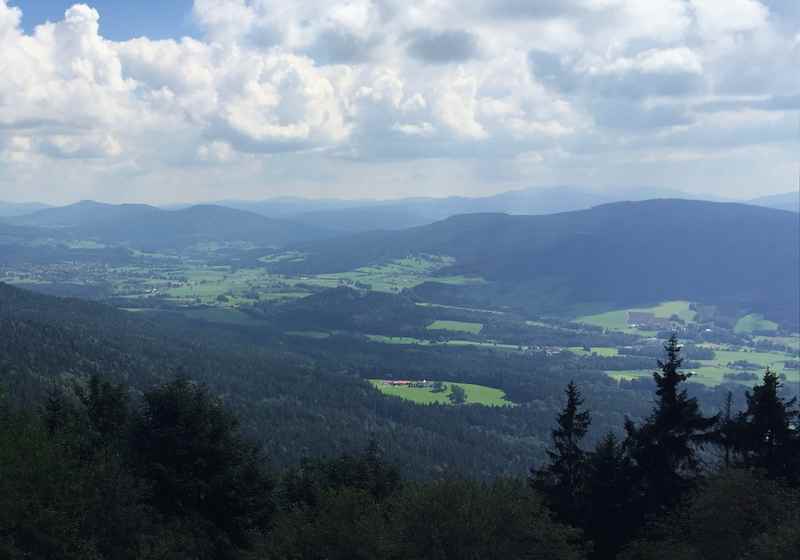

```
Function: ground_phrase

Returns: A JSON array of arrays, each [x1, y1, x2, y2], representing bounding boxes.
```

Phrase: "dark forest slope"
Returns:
[[273, 200, 799, 325], [0, 282, 560, 478]]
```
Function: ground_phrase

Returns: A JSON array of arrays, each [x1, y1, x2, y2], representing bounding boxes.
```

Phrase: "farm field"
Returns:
[[577, 300, 695, 333], [607, 346, 799, 387], [415, 302, 505, 315], [366, 335, 433, 345], [426, 320, 484, 334], [285, 331, 332, 339], [284, 255, 484, 294], [568, 346, 619, 357], [3, 253, 483, 307], [370, 380, 511, 407], [366, 335, 525, 352], [8, 243, 798, 397], [734, 313, 779, 334]]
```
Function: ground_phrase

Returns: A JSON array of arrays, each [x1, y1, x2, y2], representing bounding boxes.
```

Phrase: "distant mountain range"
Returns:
[[5, 187, 797, 236], [205, 186, 725, 232], [6, 201, 334, 250], [267, 200, 799, 327], [169, 187, 799, 233], [0, 201, 52, 218], [747, 191, 800, 213]]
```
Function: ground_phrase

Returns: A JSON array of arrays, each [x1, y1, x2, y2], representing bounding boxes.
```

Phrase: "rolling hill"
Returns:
[[0, 201, 52, 217], [9, 200, 335, 249], [212, 186, 714, 232], [0, 281, 546, 477], [268, 200, 799, 326]]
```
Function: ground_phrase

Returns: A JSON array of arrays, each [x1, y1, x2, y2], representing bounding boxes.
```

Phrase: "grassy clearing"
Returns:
[[311, 256, 459, 293], [370, 380, 511, 407], [426, 320, 483, 334], [415, 302, 505, 315], [366, 335, 526, 352], [608, 347, 798, 387], [258, 251, 306, 263], [443, 340, 523, 351], [366, 335, 433, 345], [568, 346, 619, 357], [606, 371, 650, 382], [270, 255, 484, 294], [577, 301, 695, 333], [99, 254, 482, 307], [285, 331, 331, 339], [734, 314, 779, 334], [64, 240, 107, 249]]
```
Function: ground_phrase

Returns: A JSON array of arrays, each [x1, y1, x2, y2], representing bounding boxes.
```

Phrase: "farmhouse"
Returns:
[[382, 380, 432, 388], [627, 311, 674, 330]]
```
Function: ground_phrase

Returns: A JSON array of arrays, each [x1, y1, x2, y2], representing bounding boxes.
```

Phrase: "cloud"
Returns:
[[305, 28, 381, 64], [484, 0, 582, 20], [405, 29, 481, 64], [528, 50, 579, 92], [0, 0, 797, 204], [39, 133, 122, 159], [587, 47, 705, 99], [690, 0, 769, 37]]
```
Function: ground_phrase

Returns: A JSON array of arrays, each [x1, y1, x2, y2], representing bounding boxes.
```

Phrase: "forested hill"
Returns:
[[201, 186, 712, 232], [272, 199, 799, 325], [7, 200, 334, 249], [0, 282, 565, 478]]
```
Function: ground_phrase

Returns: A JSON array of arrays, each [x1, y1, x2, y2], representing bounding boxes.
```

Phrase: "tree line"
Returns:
[[531, 335, 800, 558], [1, 335, 798, 559]]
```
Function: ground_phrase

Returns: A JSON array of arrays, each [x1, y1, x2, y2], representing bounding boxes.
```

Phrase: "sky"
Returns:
[[0, 0, 798, 204]]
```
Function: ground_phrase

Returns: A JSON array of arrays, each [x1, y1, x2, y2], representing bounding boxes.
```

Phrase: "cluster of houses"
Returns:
[[381, 380, 432, 388], [627, 311, 677, 330]]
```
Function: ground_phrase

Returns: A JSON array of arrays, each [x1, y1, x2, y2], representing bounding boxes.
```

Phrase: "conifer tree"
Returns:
[[583, 432, 637, 558], [624, 335, 717, 512], [532, 381, 591, 523], [711, 391, 737, 469], [734, 368, 800, 483]]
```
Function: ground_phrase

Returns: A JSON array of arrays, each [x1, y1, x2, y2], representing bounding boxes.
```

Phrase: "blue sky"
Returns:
[[0, 0, 798, 204], [12, 0, 196, 40]]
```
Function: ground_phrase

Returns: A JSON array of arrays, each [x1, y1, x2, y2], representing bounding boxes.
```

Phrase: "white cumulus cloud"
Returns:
[[0, 0, 797, 203]]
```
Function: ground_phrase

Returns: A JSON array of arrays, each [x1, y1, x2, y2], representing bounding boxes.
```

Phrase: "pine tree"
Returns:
[[711, 391, 737, 469], [584, 432, 636, 559], [532, 381, 591, 524], [624, 335, 717, 513], [75, 374, 130, 448], [734, 368, 800, 483]]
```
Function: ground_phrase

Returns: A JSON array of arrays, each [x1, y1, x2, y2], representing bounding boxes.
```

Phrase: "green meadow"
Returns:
[[607, 347, 798, 387], [370, 380, 511, 407], [734, 313, 779, 334], [577, 300, 696, 333], [568, 346, 619, 357], [415, 302, 505, 315], [285, 331, 332, 339], [366, 335, 526, 352], [366, 335, 433, 345], [426, 320, 484, 334], [102, 254, 485, 307]]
